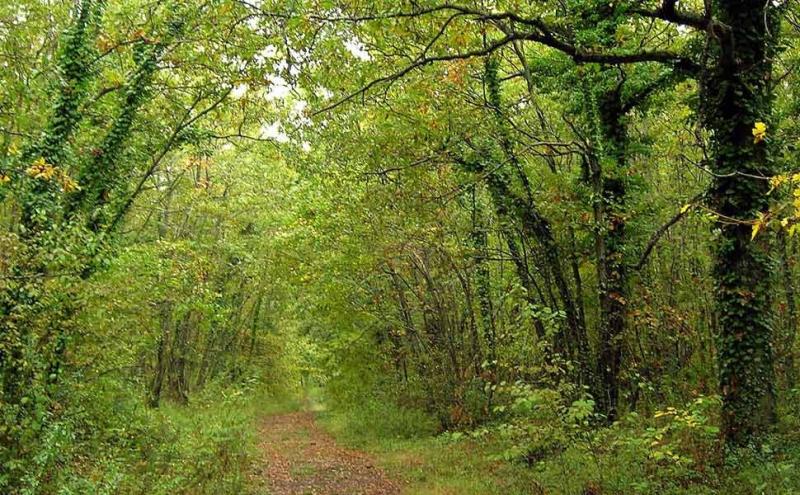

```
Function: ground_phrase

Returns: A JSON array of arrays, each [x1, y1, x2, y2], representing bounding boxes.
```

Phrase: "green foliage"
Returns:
[[320, 388, 800, 494], [322, 398, 439, 445], [11, 375, 261, 494], [4, 0, 800, 493]]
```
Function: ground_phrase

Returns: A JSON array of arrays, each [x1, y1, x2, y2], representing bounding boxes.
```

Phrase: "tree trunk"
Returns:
[[591, 82, 629, 421], [504, 231, 548, 340], [479, 57, 590, 373], [470, 193, 497, 356], [704, 0, 780, 445]]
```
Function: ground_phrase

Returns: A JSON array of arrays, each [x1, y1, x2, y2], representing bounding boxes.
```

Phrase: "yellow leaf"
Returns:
[[96, 35, 114, 52], [0, 174, 10, 185], [26, 158, 57, 180], [57, 171, 80, 193], [753, 121, 767, 144], [751, 220, 763, 240], [680, 204, 692, 214], [769, 174, 788, 194]]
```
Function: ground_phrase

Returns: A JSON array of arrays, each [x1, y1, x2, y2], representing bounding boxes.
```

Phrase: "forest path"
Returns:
[[251, 411, 401, 495]]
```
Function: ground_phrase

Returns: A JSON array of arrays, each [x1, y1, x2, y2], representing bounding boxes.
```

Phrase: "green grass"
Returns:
[[317, 404, 544, 494], [355, 436, 545, 494], [291, 463, 319, 477]]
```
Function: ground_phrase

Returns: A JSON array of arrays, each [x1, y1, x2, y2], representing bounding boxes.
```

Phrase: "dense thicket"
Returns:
[[3, 1, 800, 493]]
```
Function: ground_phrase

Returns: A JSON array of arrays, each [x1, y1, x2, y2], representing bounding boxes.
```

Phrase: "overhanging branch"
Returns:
[[312, 31, 696, 116]]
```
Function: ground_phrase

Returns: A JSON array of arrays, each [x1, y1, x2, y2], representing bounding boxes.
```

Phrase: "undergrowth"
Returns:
[[12, 375, 297, 495], [318, 389, 800, 495]]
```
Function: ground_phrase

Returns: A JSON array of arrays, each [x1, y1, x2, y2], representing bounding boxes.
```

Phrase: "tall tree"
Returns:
[[702, 0, 782, 444]]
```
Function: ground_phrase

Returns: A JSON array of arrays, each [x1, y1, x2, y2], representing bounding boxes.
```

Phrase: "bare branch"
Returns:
[[107, 88, 233, 232], [634, 192, 704, 271]]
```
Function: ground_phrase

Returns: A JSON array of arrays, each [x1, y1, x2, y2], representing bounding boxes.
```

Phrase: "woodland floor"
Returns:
[[251, 411, 401, 495]]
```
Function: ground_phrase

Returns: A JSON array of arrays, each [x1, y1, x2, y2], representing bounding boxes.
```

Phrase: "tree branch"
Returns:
[[628, 0, 714, 30], [106, 88, 232, 233], [311, 34, 521, 116], [312, 28, 696, 117], [634, 193, 704, 271]]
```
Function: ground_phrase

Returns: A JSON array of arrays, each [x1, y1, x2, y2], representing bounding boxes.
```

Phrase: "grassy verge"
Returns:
[[316, 399, 800, 495]]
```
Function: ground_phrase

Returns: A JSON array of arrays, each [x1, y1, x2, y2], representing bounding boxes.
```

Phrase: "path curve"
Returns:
[[252, 411, 400, 495]]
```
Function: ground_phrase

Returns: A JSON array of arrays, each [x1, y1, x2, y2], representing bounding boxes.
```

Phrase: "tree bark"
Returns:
[[590, 81, 629, 421], [704, 0, 780, 445]]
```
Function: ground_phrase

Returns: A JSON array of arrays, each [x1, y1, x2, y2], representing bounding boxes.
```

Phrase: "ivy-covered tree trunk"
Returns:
[[469, 190, 497, 404], [18, 0, 101, 235], [591, 83, 629, 421], [779, 234, 798, 387], [704, 0, 781, 445], [0, 0, 103, 466]]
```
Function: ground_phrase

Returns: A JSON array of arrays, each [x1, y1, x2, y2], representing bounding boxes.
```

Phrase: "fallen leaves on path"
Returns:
[[252, 412, 400, 495]]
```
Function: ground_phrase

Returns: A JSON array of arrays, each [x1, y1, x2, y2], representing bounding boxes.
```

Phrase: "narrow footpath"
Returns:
[[252, 411, 401, 495]]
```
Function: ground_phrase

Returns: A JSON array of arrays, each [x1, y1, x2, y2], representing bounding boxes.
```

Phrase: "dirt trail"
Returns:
[[252, 411, 400, 495]]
